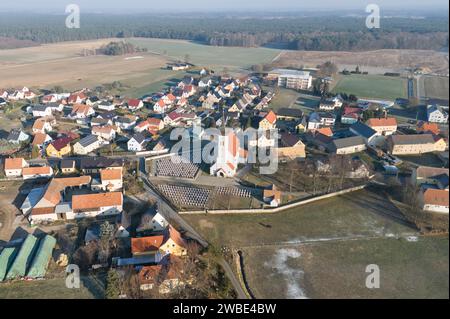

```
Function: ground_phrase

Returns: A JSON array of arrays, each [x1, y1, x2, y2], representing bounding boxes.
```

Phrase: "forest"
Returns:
[[0, 13, 448, 51]]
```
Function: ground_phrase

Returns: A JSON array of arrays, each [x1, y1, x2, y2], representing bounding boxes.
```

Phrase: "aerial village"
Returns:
[[0, 63, 448, 297]]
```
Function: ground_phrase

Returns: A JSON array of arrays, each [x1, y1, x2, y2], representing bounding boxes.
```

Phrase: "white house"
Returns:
[[3, 158, 28, 177], [73, 135, 106, 155], [32, 105, 53, 118], [427, 104, 449, 123], [127, 133, 147, 152], [97, 101, 116, 111], [22, 166, 54, 180], [7, 129, 30, 144], [137, 211, 169, 233], [71, 192, 123, 219]]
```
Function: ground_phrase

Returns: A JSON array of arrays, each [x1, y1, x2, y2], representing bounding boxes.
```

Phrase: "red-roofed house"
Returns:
[[259, 110, 277, 130], [420, 188, 449, 213], [366, 117, 397, 136], [68, 93, 87, 104], [127, 99, 144, 111]]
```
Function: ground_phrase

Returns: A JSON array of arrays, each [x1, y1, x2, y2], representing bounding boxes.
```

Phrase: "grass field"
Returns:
[[183, 189, 417, 248], [183, 188, 450, 299], [0, 273, 105, 299], [422, 75, 449, 100], [242, 236, 449, 299], [128, 38, 281, 70], [332, 74, 408, 100], [0, 39, 169, 90]]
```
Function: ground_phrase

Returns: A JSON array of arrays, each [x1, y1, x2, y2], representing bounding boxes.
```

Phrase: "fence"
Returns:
[[180, 184, 367, 215]]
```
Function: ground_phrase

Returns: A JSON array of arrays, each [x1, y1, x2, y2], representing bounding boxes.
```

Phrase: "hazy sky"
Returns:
[[0, 0, 448, 13]]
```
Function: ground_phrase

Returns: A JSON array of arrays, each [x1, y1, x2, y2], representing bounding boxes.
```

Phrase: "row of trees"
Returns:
[[0, 14, 447, 51]]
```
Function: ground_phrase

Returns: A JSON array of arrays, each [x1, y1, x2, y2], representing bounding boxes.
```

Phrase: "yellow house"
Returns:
[[259, 110, 277, 130], [131, 225, 188, 258], [434, 137, 447, 152], [46, 137, 72, 158]]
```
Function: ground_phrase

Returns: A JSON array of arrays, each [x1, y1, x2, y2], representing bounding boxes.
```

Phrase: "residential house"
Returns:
[[46, 137, 73, 158], [79, 157, 124, 174], [366, 117, 397, 136], [350, 122, 379, 146], [276, 108, 303, 121], [32, 118, 53, 134], [319, 97, 342, 111], [127, 133, 147, 152], [97, 101, 116, 111], [127, 99, 144, 111], [263, 185, 282, 207], [138, 262, 182, 293], [277, 132, 306, 159], [115, 115, 137, 131], [411, 166, 449, 189], [341, 107, 362, 125], [7, 129, 30, 145], [60, 160, 76, 174], [91, 168, 123, 192], [22, 166, 53, 180], [387, 134, 437, 155], [329, 136, 367, 155], [69, 104, 95, 120], [427, 104, 448, 123], [419, 188, 449, 213], [71, 192, 123, 218], [73, 135, 105, 155], [307, 112, 336, 130], [91, 125, 116, 141], [131, 225, 188, 257], [416, 121, 440, 135], [67, 92, 87, 104], [164, 110, 197, 127], [32, 133, 52, 150], [258, 110, 277, 130], [136, 211, 170, 234], [3, 158, 28, 177], [153, 99, 170, 114], [32, 104, 53, 118]]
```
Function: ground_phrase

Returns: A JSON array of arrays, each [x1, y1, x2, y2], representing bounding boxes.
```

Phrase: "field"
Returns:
[[242, 237, 449, 299], [0, 38, 281, 96], [0, 273, 105, 299], [276, 49, 449, 75], [332, 74, 408, 100], [183, 189, 416, 248], [422, 75, 449, 100], [183, 188, 449, 298], [128, 38, 281, 70]]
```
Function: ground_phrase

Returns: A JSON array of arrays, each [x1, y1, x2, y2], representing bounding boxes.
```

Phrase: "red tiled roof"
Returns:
[[22, 166, 52, 176], [132, 236, 165, 254], [50, 137, 72, 151], [366, 117, 397, 127], [263, 110, 277, 124], [4, 158, 25, 170], [128, 99, 142, 107], [423, 189, 449, 207], [72, 192, 122, 211]]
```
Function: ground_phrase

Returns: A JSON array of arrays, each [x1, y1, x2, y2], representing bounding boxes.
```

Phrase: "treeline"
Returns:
[[0, 14, 448, 51], [96, 41, 147, 56]]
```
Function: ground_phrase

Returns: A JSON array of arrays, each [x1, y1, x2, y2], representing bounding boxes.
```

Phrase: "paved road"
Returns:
[[138, 163, 248, 298], [218, 258, 249, 299]]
